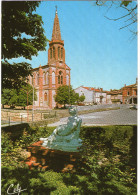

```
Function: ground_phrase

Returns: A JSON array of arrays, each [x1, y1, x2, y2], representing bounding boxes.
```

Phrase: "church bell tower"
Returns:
[[47, 7, 71, 108]]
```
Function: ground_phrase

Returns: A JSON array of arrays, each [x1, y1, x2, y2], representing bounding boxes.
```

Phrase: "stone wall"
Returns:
[[1, 109, 69, 124]]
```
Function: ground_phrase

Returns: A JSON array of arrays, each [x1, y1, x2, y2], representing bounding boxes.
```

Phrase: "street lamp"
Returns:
[[69, 84, 70, 106], [22, 78, 33, 122], [32, 75, 35, 121]]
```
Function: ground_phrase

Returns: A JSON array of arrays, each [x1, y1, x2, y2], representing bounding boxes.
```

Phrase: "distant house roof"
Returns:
[[107, 89, 122, 95], [94, 89, 103, 92], [82, 86, 106, 93], [82, 86, 94, 91], [124, 83, 137, 88]]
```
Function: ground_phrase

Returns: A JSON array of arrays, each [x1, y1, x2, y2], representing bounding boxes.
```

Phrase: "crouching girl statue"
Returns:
[[40, 106, 82, 152]]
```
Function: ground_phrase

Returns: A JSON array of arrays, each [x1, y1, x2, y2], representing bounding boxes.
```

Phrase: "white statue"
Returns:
[[40, 106, 82, 152]]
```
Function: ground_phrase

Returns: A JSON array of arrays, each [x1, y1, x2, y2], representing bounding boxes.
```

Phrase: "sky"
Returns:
[[8, 1, 137, 91]]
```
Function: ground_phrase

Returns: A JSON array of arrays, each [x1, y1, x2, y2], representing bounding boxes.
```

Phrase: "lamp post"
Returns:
[[69, 84, 70, 106], [22, 78, 33, 122], [26, 78, 30, 122], [32, 75, 34, 121], [27, 88, 33, 122], [27, 85, 29, 122]]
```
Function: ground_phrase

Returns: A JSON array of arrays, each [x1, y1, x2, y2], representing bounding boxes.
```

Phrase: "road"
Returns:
[[48, 106, 137, 126]]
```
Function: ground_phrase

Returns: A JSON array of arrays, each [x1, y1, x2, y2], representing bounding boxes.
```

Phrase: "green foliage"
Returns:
[[75, 93, 79, 103], [17, 83, 37, 108], [55, 85, 77, 107], [79, 94, 85, 102], [2, 61, 32, 89], [1, 88, 18, 107], [2, 1, 47, 60], [75, 93, 85, 104], [1, 125, 55, 168], [16, 126, 54, 148], [1, 131, 13, 153], [2, 1, 47, 88], [121, 1, 132, 7], [1, 168, 80, 195], [2, 83, 37, 108], [1, 125, 137, 194], [79, 126, 137, 194]]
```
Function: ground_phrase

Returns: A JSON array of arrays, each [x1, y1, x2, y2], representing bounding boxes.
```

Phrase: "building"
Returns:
[[106, 89, 122, 104], [93, 88, 107, 104], [28, 9, 71, 109], [74, 86, 94, 105], [75, 81, 138, 105], [74, 86, 107, 105], [122, 79, 137, 104]]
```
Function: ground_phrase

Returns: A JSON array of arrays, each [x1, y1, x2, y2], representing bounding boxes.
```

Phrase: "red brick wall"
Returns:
[[39, 66, 43, 107], [122, 86, 137, 103]]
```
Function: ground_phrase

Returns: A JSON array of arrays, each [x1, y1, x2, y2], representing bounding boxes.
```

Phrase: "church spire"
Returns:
[[52, 7, 61, 41]]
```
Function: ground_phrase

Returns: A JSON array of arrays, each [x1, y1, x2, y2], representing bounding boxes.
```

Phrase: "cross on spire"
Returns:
[[55, 5, 57, 14], [52, 6, 61, 40]]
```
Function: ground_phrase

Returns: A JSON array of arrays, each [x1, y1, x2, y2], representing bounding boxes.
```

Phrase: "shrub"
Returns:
[[1, 131, 13, 153], [1, 125, 137, 195]]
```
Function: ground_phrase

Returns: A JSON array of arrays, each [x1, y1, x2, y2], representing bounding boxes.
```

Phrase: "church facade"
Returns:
[[28, 10, 71, 109]]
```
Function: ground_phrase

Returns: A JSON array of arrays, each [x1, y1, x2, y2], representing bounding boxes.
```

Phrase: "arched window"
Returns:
[[52, 71, 55, 85], [66, 75, 69, 85], [33, 74, 35, 85], [50, 48, 52, 59], [61, 48, 63, 59], [44, 92, 47, 101], [58, 47, 60, 58], [61, 75, 63, 84], [58, 75, 60, 84], [46, 72, 49, 85], [53, 47, 55, 59], [32, 76, 34, 85], [58, 71, 63, 84], [29, 76, 31, 85], [43, 72, 46, 85], [36, 73, 39, 85]]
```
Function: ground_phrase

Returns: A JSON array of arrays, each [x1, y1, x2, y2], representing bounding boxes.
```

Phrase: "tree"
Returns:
[[95, 0, 137, 35], [2, 61, 32, 89], [75, 93, 80, 104], [79, 94, 85, 102], [17, 83, 37, 109], [1, 84, 37, 109], [55, 85, 77, 108], [1, 89, 18, 108], [75, 93, 85, 104], [2, 1, 47, 88]]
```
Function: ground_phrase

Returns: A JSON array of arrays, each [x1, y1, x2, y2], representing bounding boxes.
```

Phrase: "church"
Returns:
[[28, 9, 71, 109]]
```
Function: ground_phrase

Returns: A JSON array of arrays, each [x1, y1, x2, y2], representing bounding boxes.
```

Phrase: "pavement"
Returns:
[[1, 121, 22, 127], [48, 106, 137, 127]]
